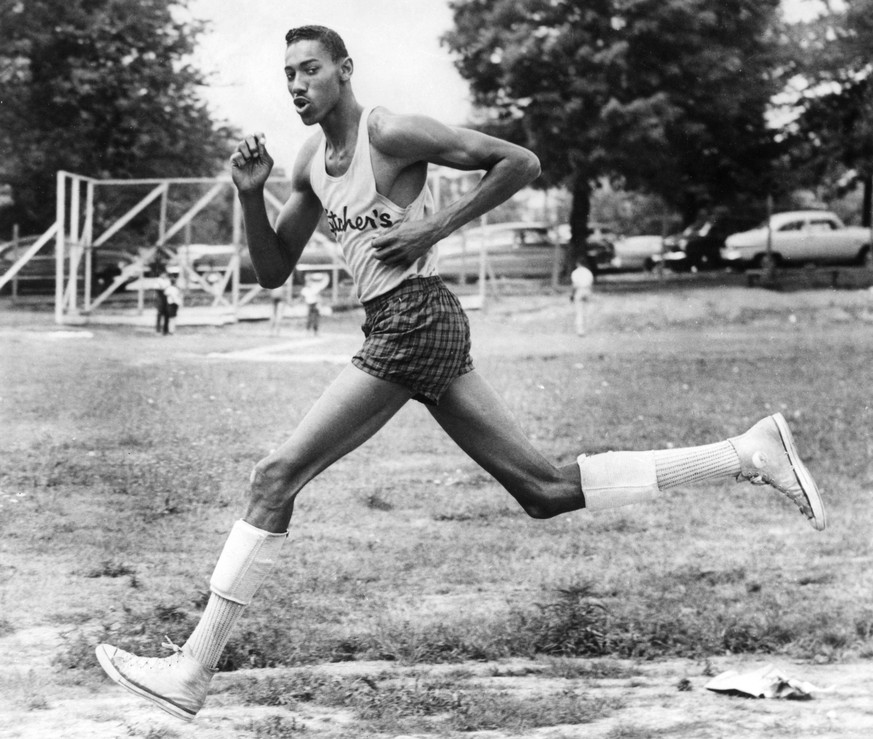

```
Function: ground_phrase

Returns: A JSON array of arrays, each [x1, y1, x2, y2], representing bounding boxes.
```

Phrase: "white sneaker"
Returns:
[[730, 412, 827, 531], [95, 642, 215, 721]]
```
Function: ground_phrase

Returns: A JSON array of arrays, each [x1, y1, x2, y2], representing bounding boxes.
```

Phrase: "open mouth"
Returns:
[[293, 97, 311, 113]]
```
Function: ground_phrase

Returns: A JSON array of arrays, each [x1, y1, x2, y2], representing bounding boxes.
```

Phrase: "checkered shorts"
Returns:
[[352, 276, 474, 405]]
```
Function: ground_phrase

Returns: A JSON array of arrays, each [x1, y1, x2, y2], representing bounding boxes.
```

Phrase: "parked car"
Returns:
[[552, 222, 618, 273], [611, 234, 664, 271], [721, 210, 873, 269], [439, 222, 564, 281], [586, 223, 619, 272], [190, 232, 347, 286], [662, 214, 761, 271], [0, 237, 137, 294]]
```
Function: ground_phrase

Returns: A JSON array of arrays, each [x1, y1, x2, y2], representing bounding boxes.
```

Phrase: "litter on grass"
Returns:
[[705, 664, 834, 700]]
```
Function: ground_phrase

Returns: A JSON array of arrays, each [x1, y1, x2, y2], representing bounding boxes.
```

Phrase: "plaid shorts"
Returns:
[[352, 276, 474, 405]]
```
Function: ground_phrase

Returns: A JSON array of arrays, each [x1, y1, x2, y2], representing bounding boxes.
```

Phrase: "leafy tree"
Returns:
[[780, 0, 873, 225], [0, 0, 235, 237], [442, 0, 786, 260]]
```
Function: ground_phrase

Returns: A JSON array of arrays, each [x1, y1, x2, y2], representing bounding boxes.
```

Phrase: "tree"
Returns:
[[0, 0, 235, 237], [442, 0, 785, 261], [781, 0, 873, 225]]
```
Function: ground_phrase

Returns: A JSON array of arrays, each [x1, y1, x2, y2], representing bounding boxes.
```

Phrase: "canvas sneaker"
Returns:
[[729, 412, 826, 531], [95, 642, 216, 721]]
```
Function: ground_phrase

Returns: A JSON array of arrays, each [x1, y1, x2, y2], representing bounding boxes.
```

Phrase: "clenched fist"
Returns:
[[231, 133, 274, 193]]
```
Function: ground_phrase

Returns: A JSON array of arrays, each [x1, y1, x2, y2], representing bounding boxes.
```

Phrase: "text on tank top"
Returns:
[[308, 106, 438, 302]]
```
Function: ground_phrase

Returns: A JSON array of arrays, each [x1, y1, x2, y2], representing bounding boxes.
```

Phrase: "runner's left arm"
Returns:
[[370, 113, 540, 267]]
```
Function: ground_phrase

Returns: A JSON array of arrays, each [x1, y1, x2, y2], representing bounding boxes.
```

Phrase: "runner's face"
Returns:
[[284, 40, 346, 125]]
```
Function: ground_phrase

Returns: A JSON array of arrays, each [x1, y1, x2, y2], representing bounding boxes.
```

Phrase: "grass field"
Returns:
[[1, 273, 873, 738]]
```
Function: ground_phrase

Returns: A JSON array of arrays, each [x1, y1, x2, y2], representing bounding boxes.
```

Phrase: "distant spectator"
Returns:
[[269, 284, 287, 336], [570, 259, 594, 336], [164, 274, 182, 335], [301, 273, 327, 334], [154, 271, 171, 335]]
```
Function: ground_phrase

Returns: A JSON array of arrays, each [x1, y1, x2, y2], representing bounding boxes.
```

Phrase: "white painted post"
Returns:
[[232, 189, 241, 310], [68, 175, 81, 315], [83, 179, 94, 311], [11, 223, 19, 301], [55, 172, 66, 324]]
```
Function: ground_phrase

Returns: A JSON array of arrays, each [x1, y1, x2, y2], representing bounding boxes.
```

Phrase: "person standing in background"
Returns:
[[154, 270, 170, 335], [164, 274, 182, 335], [571, 258, 594, 336], [269, 284, 287, 336], [301, 273, 327, 334]]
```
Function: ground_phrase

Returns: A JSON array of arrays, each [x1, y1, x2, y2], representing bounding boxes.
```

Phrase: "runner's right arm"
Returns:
[[231, 133, 323, 288]]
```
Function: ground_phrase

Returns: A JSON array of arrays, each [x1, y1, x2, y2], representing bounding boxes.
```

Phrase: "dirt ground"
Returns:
[[2, 625, 873, 738], [3, 275, 873, 738]]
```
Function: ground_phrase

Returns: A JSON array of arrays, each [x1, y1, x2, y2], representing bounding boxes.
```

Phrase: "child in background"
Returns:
[[301, 273, 327, 334], [164, 274, 182, 335], [269, 285, 287, 336], [571, 259, 594, 336]]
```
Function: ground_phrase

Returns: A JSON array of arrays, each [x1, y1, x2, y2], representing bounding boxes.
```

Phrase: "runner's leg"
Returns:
[[429, 370, 823, 529], [427, 369, 582, 518], [245, 363, 414, 532], [97, 365, 414, 718], [185, 363, 415, 666]]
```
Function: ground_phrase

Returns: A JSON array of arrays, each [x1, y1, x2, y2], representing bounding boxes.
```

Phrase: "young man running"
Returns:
[[96, 25, 827, 721]]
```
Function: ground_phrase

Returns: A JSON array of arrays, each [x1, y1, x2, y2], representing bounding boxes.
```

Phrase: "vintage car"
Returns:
[[0, 237, 138, 294], [721, 210, 872, 269], [189, 232, 347, 286], [661, 214, 762, 271], [611, 234, 664, 271], [438, 222, 565, 282], [553, 222, 618, 273]]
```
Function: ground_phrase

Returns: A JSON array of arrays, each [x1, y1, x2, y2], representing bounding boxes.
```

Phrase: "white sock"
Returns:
[[182, 520, 287, 668], [578, 450, 659, 510], [578, 440, 742, 511], [184, 594, 246, 669], [653, 441, 740, 490]]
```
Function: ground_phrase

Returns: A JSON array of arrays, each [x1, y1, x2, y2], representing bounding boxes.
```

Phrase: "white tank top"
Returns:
[[309, 107, 438, 302]]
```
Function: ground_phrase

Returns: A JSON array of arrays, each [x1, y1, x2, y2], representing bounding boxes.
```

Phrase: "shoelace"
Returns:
[[115, 638, 182, 677], [735, 469, 813, 519]]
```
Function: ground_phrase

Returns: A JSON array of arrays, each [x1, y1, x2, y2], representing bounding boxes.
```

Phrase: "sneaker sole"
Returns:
[[95, 644, 197, 722], [772, 412, 827, 531]]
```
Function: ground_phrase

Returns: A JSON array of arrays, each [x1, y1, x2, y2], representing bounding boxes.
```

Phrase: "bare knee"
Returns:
[[512, 468, 582, 520], [246, 455, 302, 531], [509, 482, 562, 519], [519, 495, 562, 520]]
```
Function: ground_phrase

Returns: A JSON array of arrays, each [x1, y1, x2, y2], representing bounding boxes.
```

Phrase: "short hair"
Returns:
[[285, 25, 349, 61]]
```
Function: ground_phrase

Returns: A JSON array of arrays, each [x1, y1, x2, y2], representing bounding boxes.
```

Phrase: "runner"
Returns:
[[96, 24, 826, 722]]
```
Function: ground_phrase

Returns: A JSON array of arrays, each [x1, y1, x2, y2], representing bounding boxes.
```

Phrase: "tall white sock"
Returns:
[[578, 450, 659, 510], [653, 441, 740, 489], [184, 595, 246, 669], [183, 520, 287, 668], [578, 441, 742, 511]]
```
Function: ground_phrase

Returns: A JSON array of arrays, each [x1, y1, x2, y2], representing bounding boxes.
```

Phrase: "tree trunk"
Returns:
[[568, 171, 591, 276], [862, 174, 872, 228]]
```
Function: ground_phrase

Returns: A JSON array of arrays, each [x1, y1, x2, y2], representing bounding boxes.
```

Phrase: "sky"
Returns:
[[185, 0, 831, 176]]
